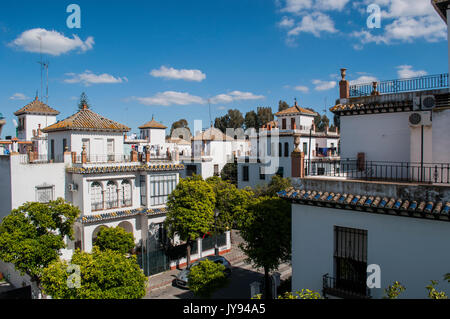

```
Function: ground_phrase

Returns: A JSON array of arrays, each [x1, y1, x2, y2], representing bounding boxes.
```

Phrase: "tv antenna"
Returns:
[[208, 98, 212, 127], [36, 36, 49, 103]]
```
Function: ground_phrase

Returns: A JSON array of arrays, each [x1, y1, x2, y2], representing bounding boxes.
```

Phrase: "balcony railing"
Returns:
[[323, 274, 371, 299], [74, 154, 132, 164], [349, 73, 449, 97], [305, 159, 450, 184]]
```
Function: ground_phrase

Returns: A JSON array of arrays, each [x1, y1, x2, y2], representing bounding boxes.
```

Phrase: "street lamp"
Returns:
[[214, 209, 220, 256]]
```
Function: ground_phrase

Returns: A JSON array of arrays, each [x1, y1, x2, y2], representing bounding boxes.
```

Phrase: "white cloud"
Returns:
[[315, 0, 350, 11], [9, 93, 29, 100], [278, 16, 295, 28], [210, 91, 265, 104], [288, 12, 337, 37], [352, 0, 446, 47], [312, 79, 336, 91], [281, 0, 313, 13], [133, 91, 205, 106], [397, 65, 427, 79], [9, 28, 94, 56], [293, 85, 310, 93], [64, 70, 127, 86], [150, 66, 206, 82], [349, 75, 378, 85], [132, 90, 264, 106]]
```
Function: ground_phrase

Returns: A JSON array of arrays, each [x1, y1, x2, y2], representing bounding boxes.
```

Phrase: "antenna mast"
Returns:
[[44, 61, 49, 104], [208, 98, 212, 127]]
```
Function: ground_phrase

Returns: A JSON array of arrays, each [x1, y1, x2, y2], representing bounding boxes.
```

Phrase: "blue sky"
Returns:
[[0, 0, 448, 137]]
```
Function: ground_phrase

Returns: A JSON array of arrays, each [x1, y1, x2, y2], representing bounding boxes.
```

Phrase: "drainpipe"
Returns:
[[308, 127, 312, 175], [421, 125, 424, 182]]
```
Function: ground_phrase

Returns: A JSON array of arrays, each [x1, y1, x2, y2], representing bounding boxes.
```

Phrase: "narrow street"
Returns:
[[145, 258, 291, 299]]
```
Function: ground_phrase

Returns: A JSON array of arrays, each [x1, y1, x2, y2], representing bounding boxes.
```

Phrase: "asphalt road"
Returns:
[[145, 259, 291, 299]]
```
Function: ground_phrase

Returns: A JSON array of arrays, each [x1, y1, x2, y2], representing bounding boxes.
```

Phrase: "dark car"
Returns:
[[175, 255, 232, 288]]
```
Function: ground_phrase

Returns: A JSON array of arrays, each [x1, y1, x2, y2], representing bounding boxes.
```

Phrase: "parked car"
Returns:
[[175, 255, 232, 288]]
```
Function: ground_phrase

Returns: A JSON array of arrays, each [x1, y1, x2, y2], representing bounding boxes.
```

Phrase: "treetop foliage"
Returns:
[[0, 198, 79, 280], [94, 226, 135, 255], [41, 247, 147, 299]]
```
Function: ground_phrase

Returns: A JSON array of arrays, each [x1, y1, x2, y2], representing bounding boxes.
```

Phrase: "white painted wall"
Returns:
[[18, 114, 57, 141], [432, 108, 450, 165], [340, 113, 411, 162], [291, 204, 450, 298]]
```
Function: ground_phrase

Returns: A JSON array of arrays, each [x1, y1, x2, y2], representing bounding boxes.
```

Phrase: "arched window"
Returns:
[[105, 181, 118, 209], [91, 182, 103, 211], [122, 180, 132, 207]]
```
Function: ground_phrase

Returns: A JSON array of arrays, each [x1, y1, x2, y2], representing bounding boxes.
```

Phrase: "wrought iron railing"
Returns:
[[305, 159, 450, 184], [323, 274, 371, 299], [349, 73, 449, 97]]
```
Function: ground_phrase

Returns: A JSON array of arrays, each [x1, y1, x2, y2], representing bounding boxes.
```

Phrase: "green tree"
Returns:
[[257, 107, 274, 128], [205, 177, 254, 232], [94, 227, 135, 255], [187, 259, 228, 298], [278, 100, 290, 112], [40, 247, 147, 299], [239, 196, 291, 299], [254, 175, 292, 197], [78, 92, 90, 110], [220, 162, 238, 185], [244, 110, 259, 131], [383, 281, 406, 299], [0, 199, 79, 292], [165, 177, 216, 266], [214, 109, 244, 133]]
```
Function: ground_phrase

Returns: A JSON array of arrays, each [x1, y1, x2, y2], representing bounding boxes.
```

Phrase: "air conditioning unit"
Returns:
[[68, 183, 78, 192], [413, 95, 436, 110], [408, 111, 432, 127]]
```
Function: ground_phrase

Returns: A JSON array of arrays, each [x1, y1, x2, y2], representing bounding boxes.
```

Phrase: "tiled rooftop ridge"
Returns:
[[278, 187, 450, 222]]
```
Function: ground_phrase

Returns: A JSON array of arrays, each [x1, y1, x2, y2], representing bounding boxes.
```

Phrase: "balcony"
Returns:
[[304, 159, 450, 185], [322, 274, 371, 299], [349, 73, 449, 98]]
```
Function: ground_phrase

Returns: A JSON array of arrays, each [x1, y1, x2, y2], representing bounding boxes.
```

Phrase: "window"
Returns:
[[278, 142, 282, 157], [243, 166, 249, 181], [36, 186, 54, 203], [282, 118, 286, 130], [284, 142, 289, 157], [105, 181, 118, 209], [62, 139, 67, 154], [303, 142, 308, 154], [259, 166, 265, 180], [334, 226, 368, 296], [140, 175, 147, 206], [276, 167, 284, 178], [107, 139, 115, 161], [50, 139, 55, 160], [291, 118, 295, 130], [150, 174, 177, 206], [122, 180, 132, 207], [186, 165, 197, 177], [91, 182, 103, 211]]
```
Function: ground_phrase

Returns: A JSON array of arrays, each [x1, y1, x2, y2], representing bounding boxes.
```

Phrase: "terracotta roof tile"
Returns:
[[139, 119, 167, 129], [14, 98, 60, 116], [42, 108, 130, 133], [275, 105, 317, 117], [278, 187, 450, 222], [192, 127, 234, 141]]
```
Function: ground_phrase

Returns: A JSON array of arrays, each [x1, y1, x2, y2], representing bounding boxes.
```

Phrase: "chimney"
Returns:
[[339, 68, 349, 99]]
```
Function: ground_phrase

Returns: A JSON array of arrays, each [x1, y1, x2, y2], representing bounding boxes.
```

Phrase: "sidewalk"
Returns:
[[147, 232, 247, 292]]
